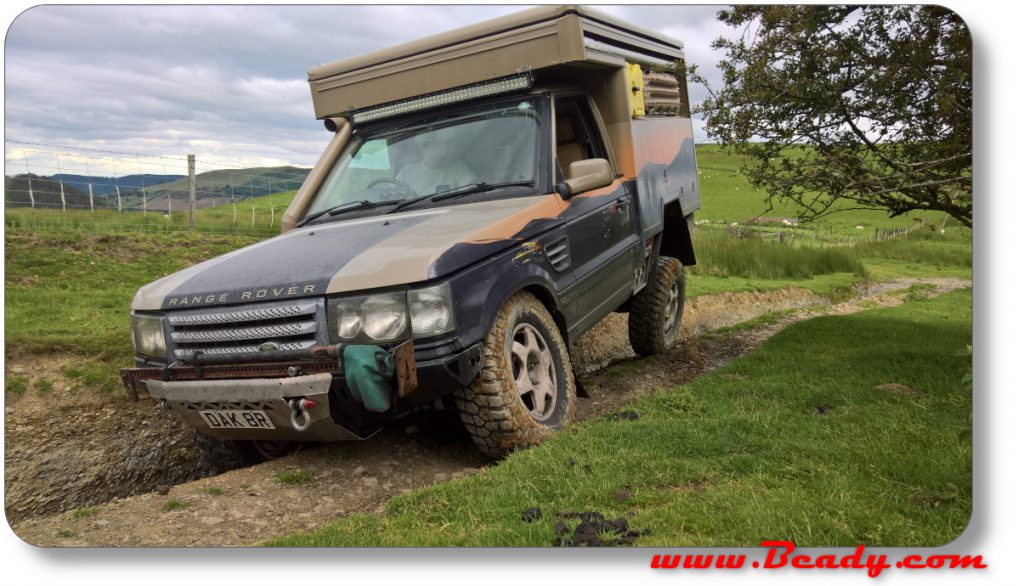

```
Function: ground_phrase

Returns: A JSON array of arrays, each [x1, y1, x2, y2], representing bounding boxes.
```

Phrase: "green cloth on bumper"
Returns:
[[343, 345, 395, 413]]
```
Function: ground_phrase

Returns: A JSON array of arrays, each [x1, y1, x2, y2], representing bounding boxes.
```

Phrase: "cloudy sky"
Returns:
[[4, 4, 734, 175]]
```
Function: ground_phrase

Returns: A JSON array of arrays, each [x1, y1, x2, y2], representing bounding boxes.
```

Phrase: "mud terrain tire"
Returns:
[[628, 256, 685, 356], [455, 292, 576, 458]]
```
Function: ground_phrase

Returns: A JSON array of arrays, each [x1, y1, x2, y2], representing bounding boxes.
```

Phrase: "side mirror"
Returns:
[[558, 158, 614, 199]]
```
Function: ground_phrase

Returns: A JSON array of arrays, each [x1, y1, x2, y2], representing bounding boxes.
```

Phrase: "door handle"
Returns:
[[610, 196, 629, 215]]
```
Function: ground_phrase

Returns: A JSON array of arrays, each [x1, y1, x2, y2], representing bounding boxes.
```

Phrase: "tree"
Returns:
[[693, 5, 972, 227]]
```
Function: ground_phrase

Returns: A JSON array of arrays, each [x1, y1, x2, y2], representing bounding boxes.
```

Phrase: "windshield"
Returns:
[[304, 97, 542, 220]]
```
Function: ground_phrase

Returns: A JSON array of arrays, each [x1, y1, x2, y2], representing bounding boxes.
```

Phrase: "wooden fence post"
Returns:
[[188, 154, 197, 229]]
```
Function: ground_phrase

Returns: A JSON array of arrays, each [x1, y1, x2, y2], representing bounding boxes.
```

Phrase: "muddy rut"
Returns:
[[5, 277, 969, 546]]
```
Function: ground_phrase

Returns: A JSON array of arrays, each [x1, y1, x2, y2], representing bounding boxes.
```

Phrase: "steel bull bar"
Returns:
[[119, 342, 417, 439]]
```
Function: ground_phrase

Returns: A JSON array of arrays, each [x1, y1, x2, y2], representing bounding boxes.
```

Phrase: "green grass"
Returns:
[[692, 231, 865, 280], [203, 487, 225, 496], [274, 468, 315, 485], [268, 289, 972, 547], [200, 191, 297, 218], [64, 362, 123, 394], [162, 498, 188, 512], [694, 145, 951, 235], [711, 309, 804, 334], [683, 221, 970, 299], [4, 190, 297, 236], [122, 167, 304, 201], [686, 271, 864, 298], [70, 506, 98, 519], [901, 283, 939, 303], [4, 230, 262, 384], [853, 232, 972, 268], [5, 375, 28, 396]]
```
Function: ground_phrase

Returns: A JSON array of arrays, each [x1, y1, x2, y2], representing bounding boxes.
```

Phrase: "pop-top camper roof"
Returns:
[[306, 5, 685, 119]]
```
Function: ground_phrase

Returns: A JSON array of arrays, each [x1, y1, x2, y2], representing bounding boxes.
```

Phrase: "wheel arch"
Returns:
[[659, 200, 697, 266], [521, 282, 570, 343]]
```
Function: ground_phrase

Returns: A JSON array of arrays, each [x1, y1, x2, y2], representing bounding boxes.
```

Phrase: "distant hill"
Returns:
[[5, 166, 311, 210], [5, 174, 110, 209], [51, 173, 184, 196], [120, 166, 309, 203]]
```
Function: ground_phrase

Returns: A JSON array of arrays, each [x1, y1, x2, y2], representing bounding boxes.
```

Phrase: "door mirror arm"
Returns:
[[556, 182, 573, 200]]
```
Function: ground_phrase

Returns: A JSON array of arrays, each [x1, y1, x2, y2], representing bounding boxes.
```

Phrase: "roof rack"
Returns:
[[307, 5, 684, 120]]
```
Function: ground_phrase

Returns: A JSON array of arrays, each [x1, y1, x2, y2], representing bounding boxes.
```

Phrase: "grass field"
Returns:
[[3, 230, 261, 392], [267, 288, 972, 547], [694, 145, 955, 235], [3, 191, 297, 236]]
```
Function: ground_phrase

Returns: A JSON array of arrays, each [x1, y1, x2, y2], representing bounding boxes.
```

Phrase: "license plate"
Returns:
[[199, 410, 276, 430]]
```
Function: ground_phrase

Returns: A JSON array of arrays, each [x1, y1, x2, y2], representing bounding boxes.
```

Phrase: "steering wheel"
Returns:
[[366, 177, 414, 195]]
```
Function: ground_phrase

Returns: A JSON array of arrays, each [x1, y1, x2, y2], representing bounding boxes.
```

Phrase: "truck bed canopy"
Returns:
[[307, 5, 685, 120]]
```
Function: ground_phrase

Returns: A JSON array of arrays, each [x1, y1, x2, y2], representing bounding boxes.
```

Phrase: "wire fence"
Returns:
[[4, 140, 310, 236]]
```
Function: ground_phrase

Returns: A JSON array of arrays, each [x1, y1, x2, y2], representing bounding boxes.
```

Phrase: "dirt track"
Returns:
[[5, 277, 969, 546]]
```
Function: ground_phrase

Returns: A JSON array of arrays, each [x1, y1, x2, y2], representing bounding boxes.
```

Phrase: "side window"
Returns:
[[554, 97, 607, 178]]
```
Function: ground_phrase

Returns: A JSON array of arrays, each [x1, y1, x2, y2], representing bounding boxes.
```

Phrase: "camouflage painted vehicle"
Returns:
[[121, 5, 701, 469]]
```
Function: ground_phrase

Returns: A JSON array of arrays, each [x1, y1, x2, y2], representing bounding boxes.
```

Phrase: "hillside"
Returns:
[[50, 173, 184, 196], [4, 174, 106, 209], [120, 166, 309, 207], [693, 145, 951, 233]]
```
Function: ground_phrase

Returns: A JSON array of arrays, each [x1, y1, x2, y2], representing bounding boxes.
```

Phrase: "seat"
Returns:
[[555, 115, 585, 178]]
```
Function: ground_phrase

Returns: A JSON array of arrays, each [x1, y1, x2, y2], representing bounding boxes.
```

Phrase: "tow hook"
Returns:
[[288, 398, 315, 432]]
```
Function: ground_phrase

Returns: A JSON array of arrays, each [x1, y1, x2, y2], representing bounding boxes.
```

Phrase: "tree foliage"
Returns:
[[694, 5, 972, 226]]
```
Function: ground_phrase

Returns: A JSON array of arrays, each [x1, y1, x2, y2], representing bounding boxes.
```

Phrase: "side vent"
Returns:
[[544, 237, 571, 272]]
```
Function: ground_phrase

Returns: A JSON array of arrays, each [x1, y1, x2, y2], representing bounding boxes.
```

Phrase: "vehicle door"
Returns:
[[555, 96, 640, 337]]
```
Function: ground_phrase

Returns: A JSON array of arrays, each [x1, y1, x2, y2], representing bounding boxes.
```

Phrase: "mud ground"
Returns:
[[5, 277, 969, 546]]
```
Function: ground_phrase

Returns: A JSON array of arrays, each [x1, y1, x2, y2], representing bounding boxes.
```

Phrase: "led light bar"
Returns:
[[351, 74, 533, 124]]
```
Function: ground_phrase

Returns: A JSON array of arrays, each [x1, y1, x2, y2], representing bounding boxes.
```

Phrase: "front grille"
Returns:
[[168, 300, 320, 361]]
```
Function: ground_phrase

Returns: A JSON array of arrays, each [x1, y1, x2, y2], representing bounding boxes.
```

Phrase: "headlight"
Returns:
[[332, 298, 364, 339], [409, 283, 455, 337], [328, 283, 455, 343], [362, 292, 408, 341], [131, 314, 166, 358], [329, 291, 409, 343]]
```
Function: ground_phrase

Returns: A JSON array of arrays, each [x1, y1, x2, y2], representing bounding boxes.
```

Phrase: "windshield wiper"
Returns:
[[386, 181, 535, 215], [298, 199, 400, 227]]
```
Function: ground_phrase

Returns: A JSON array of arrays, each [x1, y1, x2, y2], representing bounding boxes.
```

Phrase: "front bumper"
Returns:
[[119, 341, 483, 441], [145, 373, 362, 441]]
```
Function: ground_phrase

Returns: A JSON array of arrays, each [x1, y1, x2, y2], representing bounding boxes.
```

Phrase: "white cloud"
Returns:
[[4, 4, 733, 173]]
